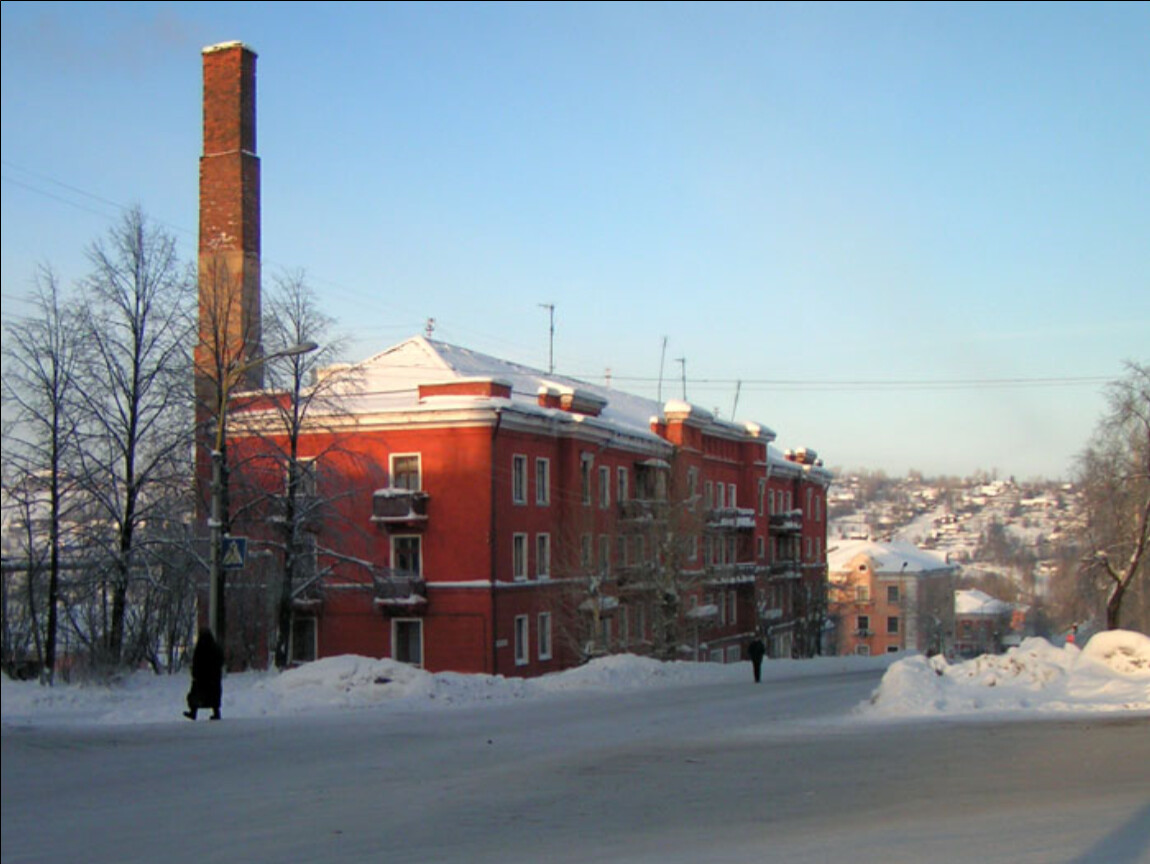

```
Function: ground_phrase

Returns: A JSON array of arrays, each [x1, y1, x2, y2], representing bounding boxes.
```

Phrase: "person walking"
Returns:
[[748, 636, 766, 683], [184, 629, 224, 721]]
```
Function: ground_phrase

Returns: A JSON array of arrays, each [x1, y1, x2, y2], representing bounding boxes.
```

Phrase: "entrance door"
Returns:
[[393, 619, 423, 666]]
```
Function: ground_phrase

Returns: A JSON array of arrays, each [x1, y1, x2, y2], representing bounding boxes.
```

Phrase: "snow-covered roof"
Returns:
[[954, 589, 1014, 617], [331, 336, 801, 455], [828, 538, 957, 576]]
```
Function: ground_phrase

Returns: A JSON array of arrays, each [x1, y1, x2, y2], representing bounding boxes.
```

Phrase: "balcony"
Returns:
[[618, 498, 669, 523], [707, 507, 756, 532], [372, 488, 430, 528], [768, 560, 802, 580], [768, 510, 803, 534], [705, 561, 760, 585], [373, 568, 428, 614]]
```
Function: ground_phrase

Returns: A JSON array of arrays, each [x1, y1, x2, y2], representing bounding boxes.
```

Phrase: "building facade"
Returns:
[[827, 539, 957, 656], [223, 338, 832, 675]]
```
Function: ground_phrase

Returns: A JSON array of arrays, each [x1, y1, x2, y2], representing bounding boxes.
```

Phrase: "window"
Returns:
[[392, 535, 422, 576], [768, 489, 776, 515], [704, 481, 714, 510], [856, 584, 870, 603], [688, 535, 698, 563], [538, 613, 552, 660], [512, 533, 528, 581], [598, 535, 611, 576], [617, 535, 628, 568], [728, 484, 737, 509], [617, 466, 629, 503], [728, 592, 737, 625], [715, 482, 725, 509], [512, 455, 527, 505], [758, 478, 766, 516], [757, 536, 765, 559], [536, 534, 551, 580], [581, 454, 593, 505], [856, 644, 871, 656], [287, 457, 317, 498], [581, 534, 593, 571], [687, 466, 699, 500], [393, 619, 423, 666], [599, 466, 610, 508], [637, 604, 647, 642], [289, 617, 317, 664], [535, 458, 550, 506], [391, 454, 421, 490], [887, 585, 900, 603], [514, 616, 529, 665], [857, 615, 871, 633], [887, 616, 900, 634]]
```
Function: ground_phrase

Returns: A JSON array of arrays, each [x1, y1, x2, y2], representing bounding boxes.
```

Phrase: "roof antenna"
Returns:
[[657, 336, 668, 402], [425, 317, 436, 339], [539, 303, 555, 374]]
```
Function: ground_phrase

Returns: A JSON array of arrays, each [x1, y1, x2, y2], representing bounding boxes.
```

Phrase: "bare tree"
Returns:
[[1, 268, 84, 683], [72, 207, 196, 665], [1076, 362, 1150, 632], [257, 270, 351, 668]]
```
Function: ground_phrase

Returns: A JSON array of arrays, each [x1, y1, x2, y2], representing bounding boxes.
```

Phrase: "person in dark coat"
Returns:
[[748, 636, 766, 683], [185, 629, 224, 720]]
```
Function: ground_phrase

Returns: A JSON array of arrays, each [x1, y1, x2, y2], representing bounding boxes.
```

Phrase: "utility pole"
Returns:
[[539, 303, 555, 374]]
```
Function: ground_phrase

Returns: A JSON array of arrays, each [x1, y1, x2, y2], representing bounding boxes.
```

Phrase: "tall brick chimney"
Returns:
[[197, 40, 262, 396]]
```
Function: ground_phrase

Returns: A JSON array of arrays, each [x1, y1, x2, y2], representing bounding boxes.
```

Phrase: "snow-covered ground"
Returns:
[[4, 630, 1147, 728], [4, 633, 1149, 864]]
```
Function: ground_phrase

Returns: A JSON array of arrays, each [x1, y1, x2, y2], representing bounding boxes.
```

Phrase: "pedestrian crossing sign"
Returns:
[[222, 536, 247, 570]]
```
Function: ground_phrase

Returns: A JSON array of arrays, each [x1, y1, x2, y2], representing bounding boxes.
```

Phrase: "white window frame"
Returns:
[[391, 534, 422, 576], [389, 453, 422, 491], [514, 615, 529, 666], [512, 454, 527, 505], [538, 612, 552, 660], [512, 533, 528, 581], [536, 533, 551, 581], [535, 457, 550, 506]]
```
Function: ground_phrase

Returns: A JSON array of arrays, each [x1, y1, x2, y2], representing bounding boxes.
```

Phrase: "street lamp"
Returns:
[[208, 341, 318, 653]]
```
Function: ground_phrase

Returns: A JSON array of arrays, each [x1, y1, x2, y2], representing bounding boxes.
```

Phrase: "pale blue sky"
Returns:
[[3, 2, 1147, 478]]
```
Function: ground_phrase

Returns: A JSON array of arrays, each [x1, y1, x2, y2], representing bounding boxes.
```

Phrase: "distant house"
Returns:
[[953, 588, 1021, 657], [827, 539, 958, 656]]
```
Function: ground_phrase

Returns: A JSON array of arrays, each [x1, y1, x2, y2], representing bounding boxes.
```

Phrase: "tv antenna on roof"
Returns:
[[539, 303, 555, 374]]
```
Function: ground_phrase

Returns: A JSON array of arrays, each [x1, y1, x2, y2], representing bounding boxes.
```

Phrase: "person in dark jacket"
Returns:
[[748, 636, 766, 683], [185, 629, 224, 720]]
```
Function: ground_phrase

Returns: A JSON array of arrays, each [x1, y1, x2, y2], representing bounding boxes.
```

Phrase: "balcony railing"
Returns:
[[373, 568, 428, 613], [707, 507, 756, 531], [618, 498, 670, 522], [768, 510, 803, 534], [371, 489, 430, 527], [768, 560, 803, 579]]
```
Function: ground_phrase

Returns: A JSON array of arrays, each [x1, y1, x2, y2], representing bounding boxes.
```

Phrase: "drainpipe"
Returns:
[[489, 407, 504, 675]]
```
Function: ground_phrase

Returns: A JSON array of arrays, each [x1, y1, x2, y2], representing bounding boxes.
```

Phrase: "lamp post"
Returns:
[[208, 341, 318, 653]]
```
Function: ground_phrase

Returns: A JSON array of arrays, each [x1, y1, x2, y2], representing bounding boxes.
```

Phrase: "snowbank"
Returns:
[[4, 633, 1146, 729], [1, 652, 886, 728], [863, 630, 1150, 718]]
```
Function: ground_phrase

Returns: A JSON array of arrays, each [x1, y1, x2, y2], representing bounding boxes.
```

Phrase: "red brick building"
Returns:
[[196, 42, 831, 675]]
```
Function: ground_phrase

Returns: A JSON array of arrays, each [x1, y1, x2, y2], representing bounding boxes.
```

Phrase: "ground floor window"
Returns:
[[393, 619, 423, 666], [515, 615, 529, 665], [290, 617, 317, 664]]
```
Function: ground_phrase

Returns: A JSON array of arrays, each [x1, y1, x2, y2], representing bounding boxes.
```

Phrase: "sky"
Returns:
[[2, 2, 1147, 479]]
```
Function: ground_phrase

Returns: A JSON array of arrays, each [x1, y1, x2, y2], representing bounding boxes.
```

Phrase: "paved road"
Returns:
[[3, 668, 1148, 864]]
